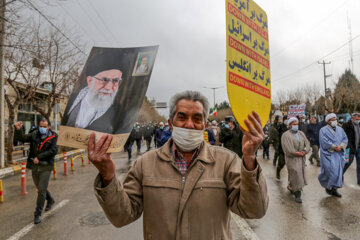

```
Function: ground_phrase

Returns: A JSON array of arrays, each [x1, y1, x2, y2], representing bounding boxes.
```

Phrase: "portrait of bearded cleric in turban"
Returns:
[[61, 46, 158, 135]]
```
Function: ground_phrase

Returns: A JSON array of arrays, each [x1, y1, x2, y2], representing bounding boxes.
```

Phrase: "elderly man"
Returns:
[[62, 53, 129, 133], [342, 113, 360, 184], [89, 90, 268, 239], [281, 117, 310, 203], [318, 113, 348, 197]]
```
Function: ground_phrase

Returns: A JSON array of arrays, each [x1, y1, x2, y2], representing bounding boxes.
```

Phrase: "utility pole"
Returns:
[[204, 86, 224, 107], [318, 60, 331, 97], [0, 0, 6, 168]]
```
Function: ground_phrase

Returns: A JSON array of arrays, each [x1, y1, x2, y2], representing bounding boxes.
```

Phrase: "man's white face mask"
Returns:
[[172, 126, 204, 152]]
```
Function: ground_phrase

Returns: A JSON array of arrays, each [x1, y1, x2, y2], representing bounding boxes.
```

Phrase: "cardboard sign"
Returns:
[[288, 104, 306, 118], [58, 46, 158, 152], [226, 0, 270, 130]]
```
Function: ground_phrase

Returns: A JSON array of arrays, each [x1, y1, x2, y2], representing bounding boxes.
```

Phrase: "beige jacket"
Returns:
[[94, 139, 269, 240]]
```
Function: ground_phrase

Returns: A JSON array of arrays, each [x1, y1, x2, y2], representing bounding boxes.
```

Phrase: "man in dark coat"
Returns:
[[155, 122, 165, 148], [274, 116, 288, 180], [143, 123, 154, 151], [219, 116, 243, 158], [342, 113, 360, 184], [14, 119, 58, 224], [306, 116, 322, 166], [269, 116, 282, 166]]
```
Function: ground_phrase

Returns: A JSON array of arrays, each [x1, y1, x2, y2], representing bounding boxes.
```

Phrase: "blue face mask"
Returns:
[[225, 124, 230, 129], [39, 127, 47, 134], [160, 127, 164, 130], [291, 125, 299, 132]]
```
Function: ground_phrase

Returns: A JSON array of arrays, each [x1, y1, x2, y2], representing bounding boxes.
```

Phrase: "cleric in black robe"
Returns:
[[61, 47, 155, 134]]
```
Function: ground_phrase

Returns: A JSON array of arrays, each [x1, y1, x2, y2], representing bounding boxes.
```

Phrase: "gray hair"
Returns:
[[169, 90, 210, 122], [352, 112, 360, 117]]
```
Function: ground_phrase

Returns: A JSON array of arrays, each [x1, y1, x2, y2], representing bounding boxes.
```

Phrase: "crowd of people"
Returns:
[[267, 112, 359, 203], [127, 111, 360, 205]]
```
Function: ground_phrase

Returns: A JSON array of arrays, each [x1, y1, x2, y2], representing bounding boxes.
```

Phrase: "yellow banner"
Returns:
[[226, 0, 271, 130]]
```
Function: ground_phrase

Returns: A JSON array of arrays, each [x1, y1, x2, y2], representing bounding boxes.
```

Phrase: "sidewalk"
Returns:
[[0, 149, 86, 179]]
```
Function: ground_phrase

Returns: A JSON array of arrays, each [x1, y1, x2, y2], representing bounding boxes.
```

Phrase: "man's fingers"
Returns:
[[95, 134, 109, 153], [244, 119, 258, 137], [88, 133, 96, 155], [248, 114, 264, 137], [239, 125, 252, 139], [99, 135, 113, 154], [252, 111, 263, 128]]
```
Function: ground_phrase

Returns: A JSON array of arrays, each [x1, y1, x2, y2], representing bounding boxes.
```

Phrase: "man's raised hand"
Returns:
[[88, 133, 116, 185], [240, 111, 265, 170]]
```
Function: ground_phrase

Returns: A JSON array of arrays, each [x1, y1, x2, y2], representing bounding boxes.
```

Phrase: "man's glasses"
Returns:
[[93, 76, 121, 85]]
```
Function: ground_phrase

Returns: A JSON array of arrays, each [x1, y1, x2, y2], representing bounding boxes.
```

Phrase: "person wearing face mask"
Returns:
[[342, 113, 360, 184], [220, 116, 243, 158], [318, 113, 348, 197], [88, 90, 269, 239], [14, 119, 58, 224], [281, 117, 310, 203]]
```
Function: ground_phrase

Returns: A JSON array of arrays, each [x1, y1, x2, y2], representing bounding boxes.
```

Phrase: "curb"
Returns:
[[0, 149, 86, 179]]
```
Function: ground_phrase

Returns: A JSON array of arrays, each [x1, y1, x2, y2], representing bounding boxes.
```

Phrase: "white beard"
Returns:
[[74, 82, 118, 128], [86, 83, 118, 111]]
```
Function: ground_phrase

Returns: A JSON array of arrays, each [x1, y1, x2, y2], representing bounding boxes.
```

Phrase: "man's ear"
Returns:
[[87, 76, 92, 86], [168, 119, 173, 132]]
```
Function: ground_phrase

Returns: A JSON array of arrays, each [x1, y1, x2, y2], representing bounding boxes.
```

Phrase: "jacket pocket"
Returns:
[[143, 177, 181, 190], [194, 179, 227, 189]]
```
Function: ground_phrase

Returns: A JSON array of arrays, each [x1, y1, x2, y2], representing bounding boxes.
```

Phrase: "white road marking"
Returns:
[[7, 199, 70, 240], [231, 212, 260, 240]]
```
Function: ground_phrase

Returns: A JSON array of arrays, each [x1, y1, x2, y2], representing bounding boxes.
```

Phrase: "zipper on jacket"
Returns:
[[182, 176, 186, 189]]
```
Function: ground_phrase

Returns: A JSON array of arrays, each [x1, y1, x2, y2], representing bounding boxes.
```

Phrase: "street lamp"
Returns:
[[203, 86, 224, 107]]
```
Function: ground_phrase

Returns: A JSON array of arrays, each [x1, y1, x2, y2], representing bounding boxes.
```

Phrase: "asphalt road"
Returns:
[[0, 143, 359, 240]]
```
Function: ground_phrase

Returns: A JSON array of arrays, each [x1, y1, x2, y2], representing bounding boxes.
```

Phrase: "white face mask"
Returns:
[[330, 120, 338, 128], [172, 126, 204, 152]]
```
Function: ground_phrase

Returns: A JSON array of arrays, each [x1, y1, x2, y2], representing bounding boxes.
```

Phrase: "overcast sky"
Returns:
[[41, 0, 360, 114]]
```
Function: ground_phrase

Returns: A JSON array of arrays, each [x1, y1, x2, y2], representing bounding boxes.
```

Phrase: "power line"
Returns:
[[88, 0, 119, 46], [272, 0, 350, 59], [56, 1, 96, 46], [272, 33, 360, 83], [76, 0, 113, 46], [24, 0, 86, 55]]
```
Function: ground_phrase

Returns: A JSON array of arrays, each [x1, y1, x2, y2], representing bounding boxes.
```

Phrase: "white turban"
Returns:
[[212, 120, 217, 125], [287, 117, 298, 126], [325, 113, 336, 122]]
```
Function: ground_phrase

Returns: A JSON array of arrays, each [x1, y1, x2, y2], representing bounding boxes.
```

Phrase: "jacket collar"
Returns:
[[156, 138, 215, 164]]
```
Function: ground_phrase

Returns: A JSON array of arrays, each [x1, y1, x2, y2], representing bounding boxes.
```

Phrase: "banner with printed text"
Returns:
[[226, 0, 271, 130]]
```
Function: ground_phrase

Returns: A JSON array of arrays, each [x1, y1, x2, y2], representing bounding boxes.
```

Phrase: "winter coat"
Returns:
[[343, 120, 358, 154], [219, 126, 243, 157], [306, 123, 322, 146], [15, 128, 58, 171], [94, 139, 268, 240]]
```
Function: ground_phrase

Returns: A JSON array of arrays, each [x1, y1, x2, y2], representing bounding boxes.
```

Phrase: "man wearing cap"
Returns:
[[89, 90, 268, 239], [342, 113, 360, 184], [318, 113, 348, 197], [62, 52, 129, 133], [281, 117, 310, 203]]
